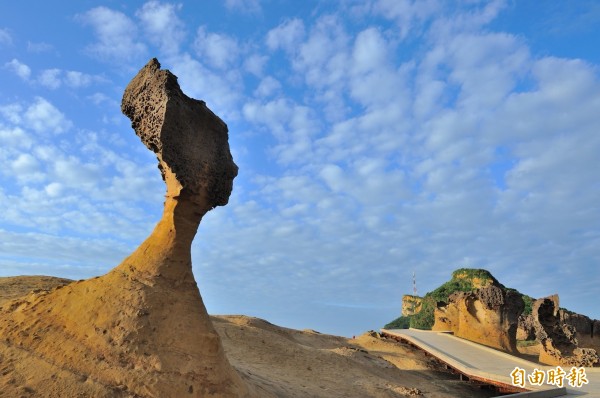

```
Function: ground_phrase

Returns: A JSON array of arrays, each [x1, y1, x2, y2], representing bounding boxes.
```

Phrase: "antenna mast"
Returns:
[[413, 271, 417, 297], [410, 271, 418, 315]]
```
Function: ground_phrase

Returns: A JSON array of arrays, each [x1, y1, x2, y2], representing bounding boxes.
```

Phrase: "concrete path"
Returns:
[[381, 329, 600, 397]]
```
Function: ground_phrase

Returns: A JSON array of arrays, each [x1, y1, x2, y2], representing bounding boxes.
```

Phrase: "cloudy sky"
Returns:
[[1, 0, 599, 337]]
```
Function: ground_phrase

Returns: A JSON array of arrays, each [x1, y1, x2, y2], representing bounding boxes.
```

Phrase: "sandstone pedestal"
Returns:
[[0, 59, 259, 397]]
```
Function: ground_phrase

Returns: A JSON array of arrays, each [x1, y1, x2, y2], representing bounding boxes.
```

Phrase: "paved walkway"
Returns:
[[381, 329, 600, 397]]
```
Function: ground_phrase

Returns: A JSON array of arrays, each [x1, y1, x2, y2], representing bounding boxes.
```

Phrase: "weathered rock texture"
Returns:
[[516, 314, 536, 341], [532, 295, 600, 367], [0, 59, 259, 397], [401, 295, 423, 316], [559, 310, 600, 353], [433, 285, 524, 353]]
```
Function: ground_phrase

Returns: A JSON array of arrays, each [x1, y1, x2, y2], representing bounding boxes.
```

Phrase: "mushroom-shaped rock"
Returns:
[[0, 59, 259, 397]]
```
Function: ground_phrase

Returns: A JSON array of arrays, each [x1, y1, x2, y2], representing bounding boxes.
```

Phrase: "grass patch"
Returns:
[[517, 339, 539, 347]]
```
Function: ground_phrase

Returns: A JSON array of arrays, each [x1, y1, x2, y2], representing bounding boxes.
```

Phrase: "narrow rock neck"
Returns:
[[113, 193, 210, 282], [161, 196, 205, 249], [112, 157, 215, 281]]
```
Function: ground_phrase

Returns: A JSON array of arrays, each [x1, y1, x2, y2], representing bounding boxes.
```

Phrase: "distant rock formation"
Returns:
[[401, 295, 422, 316], [0, 59, 258, 397], [433, 285, 524, 353], [532, 295, 599, 367], [559, 310, 600, 354]]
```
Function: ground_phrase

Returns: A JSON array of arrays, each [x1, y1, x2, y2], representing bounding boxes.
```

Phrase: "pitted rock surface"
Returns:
[[532, 295, 600, 367], [517, 314, 536, 341], [433, 285, 523, 353], [122, 58, 238, 208], [477, 285, 504, 310]]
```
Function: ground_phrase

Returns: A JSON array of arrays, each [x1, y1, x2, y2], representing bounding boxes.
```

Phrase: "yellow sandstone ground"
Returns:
[[0, 276, 496, 398]]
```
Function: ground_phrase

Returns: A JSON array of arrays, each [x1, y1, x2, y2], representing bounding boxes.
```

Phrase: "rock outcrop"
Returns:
[[401, 295, 422, 316], [0, 59, 258, 397], [433, 285, 524, 353], [516, 314, 536, 341], [559, 310, 600, 353], [532, 295, 599, 367]]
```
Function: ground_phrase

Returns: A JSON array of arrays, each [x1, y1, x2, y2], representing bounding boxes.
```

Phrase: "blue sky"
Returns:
[[1, 0, 599, 337]]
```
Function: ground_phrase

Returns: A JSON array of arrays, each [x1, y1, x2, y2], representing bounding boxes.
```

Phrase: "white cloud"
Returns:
[[27, 41, 54, 53], [65, 71, 94, 88], [319, 164, 345, 192], [136, 1, 185, 56], [243, 97, 319, 165], [24, 97, 72, 134], [224, 0, 261, 13], [0, 104, 23, 125], [78, 6, 146, 62], [44, 182, 63, 198], [169, 53, 243, 120], [52, 157, 101, 188], [490, 57, 599, 143], [0, 28, 11, 45], [254, 76, 281, 97], [0, 229, 132, 273], [294, 15, 350, 89], [5, 63, 98, 90], [243, 98, 293, 139], [12, 153, 39, 174], [243, 54, 268, 76], [194, 27, 239, 69], [4, 58, 31, 80], [427, 0, 507, 40], [38, 69, 62, 89], [266, 18, 305, 52], [10, 153, 44, 184], [87, 92, 111, 106], [373, 0, 441, 39], [352, 27, 389, 73], [445, 32, 530, 109], [0, 125, 31, 149]]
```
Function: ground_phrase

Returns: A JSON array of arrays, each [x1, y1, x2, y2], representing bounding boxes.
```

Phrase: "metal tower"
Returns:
[[413, 271, 417, 297]]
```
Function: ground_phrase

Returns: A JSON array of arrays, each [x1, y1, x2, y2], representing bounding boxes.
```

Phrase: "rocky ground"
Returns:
[[0, 276, 496, 398]]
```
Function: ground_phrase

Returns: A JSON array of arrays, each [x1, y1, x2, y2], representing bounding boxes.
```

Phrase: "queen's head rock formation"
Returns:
[[0, 59, 261, 397]]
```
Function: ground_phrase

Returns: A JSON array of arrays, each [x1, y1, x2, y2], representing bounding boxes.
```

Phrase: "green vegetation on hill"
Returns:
[[522, 294, 533, 315], [385, 268, 532, 330], [450, 268, 500, 287], [384, 316, 411, 329]]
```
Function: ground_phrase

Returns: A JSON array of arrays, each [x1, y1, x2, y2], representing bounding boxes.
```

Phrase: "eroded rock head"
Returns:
[[121, 58, 238, 208]]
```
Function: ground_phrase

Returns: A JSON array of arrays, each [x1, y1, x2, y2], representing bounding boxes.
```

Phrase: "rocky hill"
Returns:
[[385, 268, 599, 367], [387, 268, 503, 330]]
